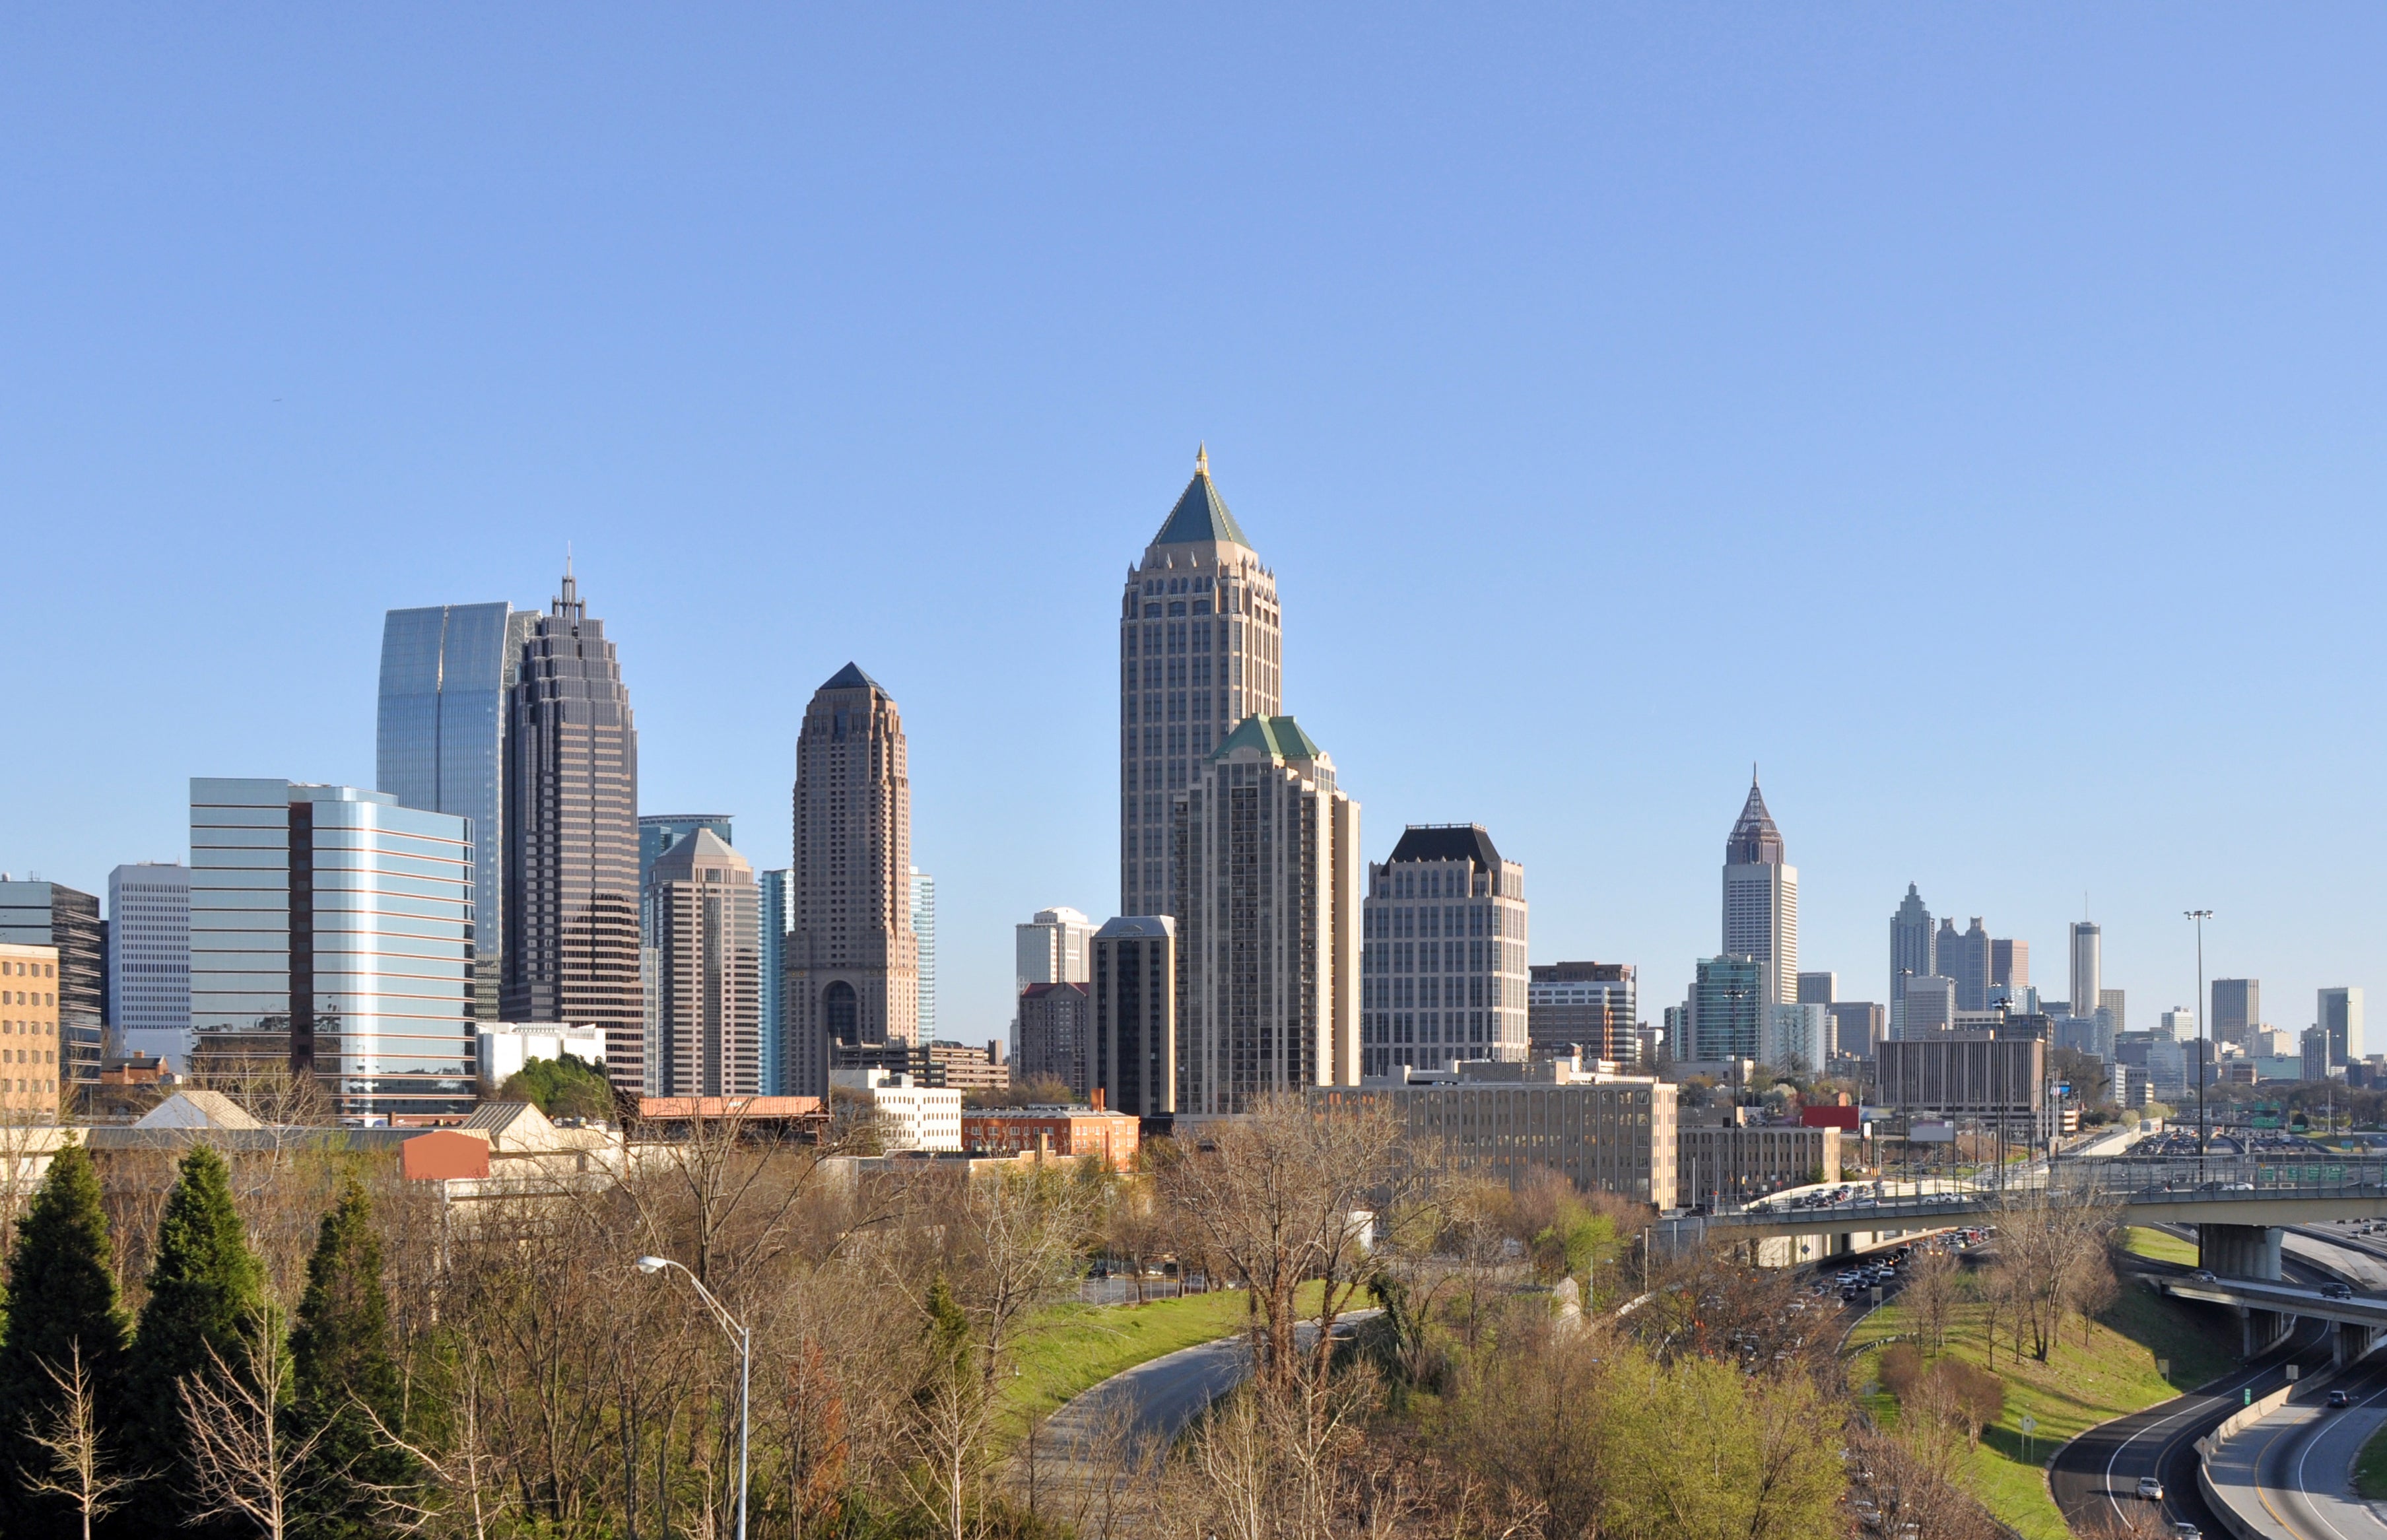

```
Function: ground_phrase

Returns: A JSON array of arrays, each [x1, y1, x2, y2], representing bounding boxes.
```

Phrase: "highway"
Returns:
[[2207, 1353, 2387, 1540], [2049, 1252, 2337, 1539]]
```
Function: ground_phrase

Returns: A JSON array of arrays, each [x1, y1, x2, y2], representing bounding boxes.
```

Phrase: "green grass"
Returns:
[[2117, 1226, 2201, 1267], [2355, 1421, 2387, 1499], [1850, 1282, 2238, 1540], [1003, 1281, 1333, 1429]]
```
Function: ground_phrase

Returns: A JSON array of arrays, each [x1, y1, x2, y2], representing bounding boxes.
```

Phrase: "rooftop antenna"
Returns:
[[1195, 442, 1209, 475]]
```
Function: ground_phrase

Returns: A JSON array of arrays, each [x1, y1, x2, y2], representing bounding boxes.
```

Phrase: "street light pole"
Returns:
[[2186, 910, 2212, 1184], [637, 1255, 751, 1540]]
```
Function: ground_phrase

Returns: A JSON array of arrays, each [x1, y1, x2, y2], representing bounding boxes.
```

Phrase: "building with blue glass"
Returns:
[[378, 601, 533, 1019], [760, 868, 791, 1094], [189, 778, 475, 1121]]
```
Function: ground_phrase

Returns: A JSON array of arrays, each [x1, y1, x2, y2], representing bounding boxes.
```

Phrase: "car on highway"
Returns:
[[2190, 1270, 2217, 1283], [2330, 1389, 2353, 1408], [2136, 1477, 2165, 1501], [2173, 1524, 2201, 1540], [2324, 1282, 2355, 1299]]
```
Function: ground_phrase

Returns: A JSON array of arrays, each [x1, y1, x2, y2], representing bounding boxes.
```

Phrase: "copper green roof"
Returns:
[[1212, 714, 1324, 763], [1149, 447, 1252, 548]]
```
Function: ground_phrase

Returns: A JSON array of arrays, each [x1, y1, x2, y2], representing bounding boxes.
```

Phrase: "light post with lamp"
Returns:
[[2186, 910, 2212, 1184], [636, 1255, 750, 1540]]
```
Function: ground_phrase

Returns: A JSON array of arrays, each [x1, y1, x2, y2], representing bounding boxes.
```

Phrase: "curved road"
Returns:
[[2050, 1255, 2336, 1538], [2210, 1351, 2387, 1540]]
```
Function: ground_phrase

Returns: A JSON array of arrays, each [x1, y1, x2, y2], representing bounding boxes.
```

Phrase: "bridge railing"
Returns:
[[1716, 1156, 2387, 1226]]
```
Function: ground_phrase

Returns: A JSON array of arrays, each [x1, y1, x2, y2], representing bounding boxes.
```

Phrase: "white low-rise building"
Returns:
[[832, 1067, 962, 1152], [477, 1024, 609, 1088]]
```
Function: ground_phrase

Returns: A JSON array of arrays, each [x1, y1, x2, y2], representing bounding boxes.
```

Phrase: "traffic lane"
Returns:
[[2286, 1229, 2387, 1291], [2258, 1355, 2387, 1540], [2054, 1312, 2328, 1536], [2052, 1271, 2337, 1538]]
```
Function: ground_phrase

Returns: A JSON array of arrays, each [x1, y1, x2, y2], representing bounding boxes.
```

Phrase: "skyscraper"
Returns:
[[1175, 716, 1360, 1113], [785, 664, 918, 1097], [2098, 988, 2126, 1037], [2320, 987, 2363, 1067], [1796, 972, 1837, 1006], [640, 815, 733, 892], [107, 862, 190, 1068], [1991, 937, 2030, 991], [1943, 919, 1991, 1011], [1889, 884, 1933, 1021], [1092, 915, 1175, 1116], [378, 601, 534, 1018], [2068, 922, 2101, 1035], [2211, 979, 2258, 1048], [1720, 776, 1797, 1008], [910, 867, 937, 1041], [1530, 962, 1638, 1063], [759, 869, 792, 1094], [644, 828, 760, 1098], [1362, 824, 1528, 1075], [0, 880, 105, 1092], [1690, 954, 1764, 1064], [2159, 1006, 2196, 1042], [1016, 908, 1096, 992], [1120, 448, 1282, 920], [189, 779, 475, 1118], [501, 568, 643, 1089]]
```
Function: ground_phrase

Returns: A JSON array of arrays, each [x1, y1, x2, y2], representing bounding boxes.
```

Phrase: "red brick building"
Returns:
[[960, 1108, 1140, 1170]]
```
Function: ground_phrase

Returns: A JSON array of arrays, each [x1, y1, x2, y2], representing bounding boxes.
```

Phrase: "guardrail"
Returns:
[[1715, 1157, 2387, 1228]]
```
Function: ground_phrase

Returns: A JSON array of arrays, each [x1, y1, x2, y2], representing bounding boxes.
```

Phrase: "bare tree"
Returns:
[[1905, 1245, 1959, 1350], [23, 1342, 139, 1540], [180, 1325, 330, 1540]]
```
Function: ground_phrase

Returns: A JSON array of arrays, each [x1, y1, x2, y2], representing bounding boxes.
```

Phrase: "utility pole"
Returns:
[[2187, 910, 2212, 1184]]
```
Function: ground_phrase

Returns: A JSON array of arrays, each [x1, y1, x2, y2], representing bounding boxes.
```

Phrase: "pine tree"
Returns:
[[119, 1143, 265, 1539], [288, 1178, 415, 1539], [0, 1143, 129, 1532]]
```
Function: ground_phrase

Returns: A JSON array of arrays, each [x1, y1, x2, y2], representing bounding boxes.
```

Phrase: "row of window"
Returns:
[[1364, 902, 1522, 941], [1366, 939, 1518, 977], [1, 960, 53, 978], [1370, 974, 1518, 1009], [1, 991, 53, 1007]]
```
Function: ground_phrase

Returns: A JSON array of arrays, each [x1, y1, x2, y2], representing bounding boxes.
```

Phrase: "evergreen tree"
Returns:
[[0, 1144, 129, 1531], [288, 1178, 414, 1539], [119, 1143, 265, 1539]]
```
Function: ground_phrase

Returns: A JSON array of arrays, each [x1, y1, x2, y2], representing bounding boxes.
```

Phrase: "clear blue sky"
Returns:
[[6, 8, 2383, 1048]]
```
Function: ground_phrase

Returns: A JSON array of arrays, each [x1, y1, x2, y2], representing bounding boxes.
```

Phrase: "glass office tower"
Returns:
[[108, 863, 191, 1068], [760, 868, 791, 1095], [378, 601, 533, 1019], [0, 881, 106, 1092], [190, 778, 475, 1121]]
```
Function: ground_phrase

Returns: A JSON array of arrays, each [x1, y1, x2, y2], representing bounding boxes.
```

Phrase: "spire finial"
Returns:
[[1195, 442, 1209, 476]]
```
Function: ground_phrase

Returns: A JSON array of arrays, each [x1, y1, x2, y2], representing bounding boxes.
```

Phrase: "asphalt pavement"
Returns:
[[2048, 1256, 2337, 1539], [2207, 1351, 2387, 1540]]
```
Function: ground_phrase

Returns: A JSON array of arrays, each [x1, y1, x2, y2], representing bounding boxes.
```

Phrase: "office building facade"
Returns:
[[1763, 1002, 1830, 1073], [1016, 906, 1096, 991], [1528, 961, 1636, 1063], [910, 868, 937, 1041], [644, 828, 760, 1098], [0, 943, 63, 1119], [2098, 988, 2126, 1038], [1322, 1060, 1677, 1204], [2320, 988, 2363, 1068], [1175, 715, 1361, 1113], [2068, 922, 2101, 1038], [378, 601, 535, 1019], [1829, 1000, 1885, 1059], [1796, 971, 1836, 1006], [1876, 1032, 2047, 1135], [190, 779, 476, 1119], [1689, 953, 1764, 1064], [1721, 777, 1797, 1007], [0, 881, 104, 1092], [786, 664, 919, 1097], [108, 862, 191, 1067], [1992, 937, 2030, 991], [1940, 918, 1990, 1011], [2212, 979, 2258, 1048], [1120, 448, 1283, 920], [1890, 883, 1933, 1019], [1363, 824, 1528, 1077], [1900, 975, 1958, 1036], [1091, 915, 1174, 1117], [1016, 981, 1093, 1096], [640, 815, 732, 894], [760, 869, 792, 1094], [501, 570, 642, 1089]]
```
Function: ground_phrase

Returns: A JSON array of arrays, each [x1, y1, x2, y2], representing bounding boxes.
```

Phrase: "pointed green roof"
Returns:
[[1212, 714, 1324, 764], [1149, 446, 1252, 549]]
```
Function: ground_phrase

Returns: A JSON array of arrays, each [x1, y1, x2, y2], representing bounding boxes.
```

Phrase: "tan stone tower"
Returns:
[[1120, 447, 1281, 919], [645, 828, 760, 1098], [785, 664, 918, 1096]]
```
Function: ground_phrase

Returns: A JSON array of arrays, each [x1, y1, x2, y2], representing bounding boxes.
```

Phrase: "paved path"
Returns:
[[1037, 1309, 1382, 1467]]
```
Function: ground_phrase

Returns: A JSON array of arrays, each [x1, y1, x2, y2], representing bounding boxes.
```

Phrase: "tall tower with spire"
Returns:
[[1721, 772, 1798, 1009], [1120, 448, 1282, 918], [502, 563, 644, 1090]]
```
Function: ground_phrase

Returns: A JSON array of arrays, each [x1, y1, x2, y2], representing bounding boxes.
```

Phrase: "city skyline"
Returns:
[[8, 12, 2386, 1050]]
